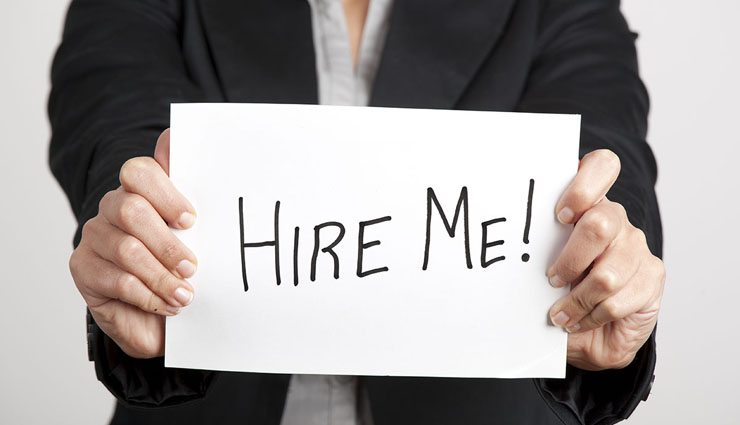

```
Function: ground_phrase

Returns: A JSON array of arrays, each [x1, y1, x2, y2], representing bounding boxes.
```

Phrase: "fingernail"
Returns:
[[176, 259, 197, 279], [174, 287, 193, 306], [179, 212, 196, 229], [566, 323, 581, 333], [166, 305, 182, 316], [551, 311, 570, 327], [557, 207, 574, 224], [549, 275, 566, 288]]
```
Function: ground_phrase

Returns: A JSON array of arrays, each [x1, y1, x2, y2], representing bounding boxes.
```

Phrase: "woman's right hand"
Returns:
[[69, 129, 197, 359]]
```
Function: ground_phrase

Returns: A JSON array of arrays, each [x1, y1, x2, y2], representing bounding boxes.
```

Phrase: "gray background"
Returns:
[[1, 0, 737, 423]]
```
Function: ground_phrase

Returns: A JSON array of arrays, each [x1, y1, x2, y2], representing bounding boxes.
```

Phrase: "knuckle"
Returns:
[[153, 270, 177, 294], [658, 262, 666, 284], [80, 217, 97, 241], [68, 249, 82, 276], [115, 236, 145, 264], [581, 210, 616, 242], [68, 253, 88, 296], [651, 255, 667, 283], [159, 241, 182, 265], [120, 157, 152, 189], [118, 195, 149, 229], [600, 298, 622, 321], [592, 266, 620, 293], [98, 190, 115, 211], [114, 273, 137, 300], [571, 294, 591, 317], [632, 227, 648, 246], [612, 202, 628, 221]]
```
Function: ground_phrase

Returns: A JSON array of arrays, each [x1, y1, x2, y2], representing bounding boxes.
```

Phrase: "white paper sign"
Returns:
[[165, 103, 579, 378]]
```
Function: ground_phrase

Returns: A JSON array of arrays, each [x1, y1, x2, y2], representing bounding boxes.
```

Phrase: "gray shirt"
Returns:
[[279, 1, 393, 425]]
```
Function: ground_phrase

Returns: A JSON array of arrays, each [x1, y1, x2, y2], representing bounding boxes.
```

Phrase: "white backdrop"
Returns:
[[0, 1, 737, 423]]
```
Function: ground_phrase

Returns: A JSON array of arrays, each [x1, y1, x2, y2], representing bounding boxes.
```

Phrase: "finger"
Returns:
[[548, 229, 641, 332], [154, 128, 170, 175], [90, 301, 165, 359], [119, 156, 196, 230], [577, 253, 664, 332], [100, 189, 197, 278], [547, 199, 626, 286], [71, 245, 179, 316], [85, 217, 194, 308], [555, 149, 620, 224]]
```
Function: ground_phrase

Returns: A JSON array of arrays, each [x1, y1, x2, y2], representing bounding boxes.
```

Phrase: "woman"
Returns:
[[49, 0, 665, 424]]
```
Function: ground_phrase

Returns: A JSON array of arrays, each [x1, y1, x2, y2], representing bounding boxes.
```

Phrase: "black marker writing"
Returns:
[[481, 217, 506, 267], [293, 226, 300, 286], [521, 179, 535, 262], [357, 216, 392, 278], [238, 197, 281, 291], [422, 187, 473, 271], [311, 222, 346, 281], [237, 179, 536, 291]]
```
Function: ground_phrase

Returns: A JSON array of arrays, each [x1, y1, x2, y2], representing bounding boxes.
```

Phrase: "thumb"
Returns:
[[554, 149, 620, 224], [154, 128, 171, 175]]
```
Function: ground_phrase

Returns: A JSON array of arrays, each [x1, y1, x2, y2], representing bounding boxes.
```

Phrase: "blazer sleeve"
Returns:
[[49, 0, 215, 407], [516, 1, 662, 424]]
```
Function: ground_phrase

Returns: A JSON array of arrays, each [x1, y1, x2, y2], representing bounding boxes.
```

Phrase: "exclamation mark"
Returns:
[[521, 179, 535, 262]]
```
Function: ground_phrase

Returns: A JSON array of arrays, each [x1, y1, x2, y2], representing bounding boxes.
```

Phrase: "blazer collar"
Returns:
[[197, 0, 516, 109]]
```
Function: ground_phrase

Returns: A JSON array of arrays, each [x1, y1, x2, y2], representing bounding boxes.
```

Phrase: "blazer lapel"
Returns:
[[197, 0, 318, 104], [197, 0, 516, 108], [370, 0, 517, 109]]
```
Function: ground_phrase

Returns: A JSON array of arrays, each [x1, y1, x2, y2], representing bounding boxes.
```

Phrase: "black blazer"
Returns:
[[49, 1, 662, 424]]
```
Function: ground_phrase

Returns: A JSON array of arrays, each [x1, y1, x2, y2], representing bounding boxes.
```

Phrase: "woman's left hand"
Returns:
[[548, 149, 666, 371]]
